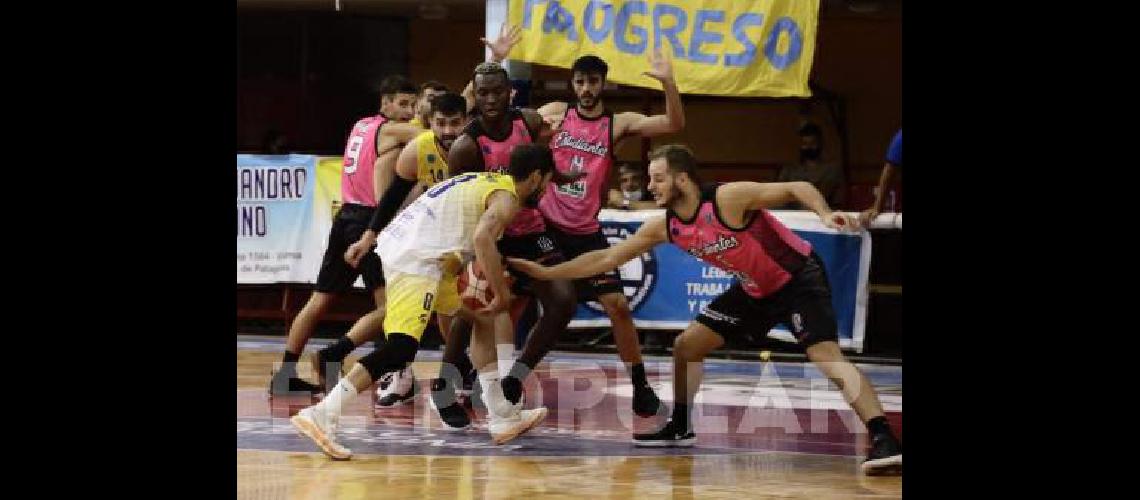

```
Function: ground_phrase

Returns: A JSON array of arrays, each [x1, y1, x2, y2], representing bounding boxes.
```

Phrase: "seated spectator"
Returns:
[[607, 163, 658, 210], [776, 122, 846, 209]]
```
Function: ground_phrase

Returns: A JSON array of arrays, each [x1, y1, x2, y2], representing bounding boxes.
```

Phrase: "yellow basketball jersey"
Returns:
[[414, 130, 450, 186]]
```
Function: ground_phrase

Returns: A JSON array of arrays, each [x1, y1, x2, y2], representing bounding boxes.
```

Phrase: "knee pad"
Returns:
[[358, 333, 420, 381]]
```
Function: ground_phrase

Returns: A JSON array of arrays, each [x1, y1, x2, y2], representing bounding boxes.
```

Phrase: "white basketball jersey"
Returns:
[[376, 172, 517, 278]]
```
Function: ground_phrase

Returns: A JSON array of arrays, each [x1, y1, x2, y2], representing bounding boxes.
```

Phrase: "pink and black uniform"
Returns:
[[315, 113, 392, 293], [462, 108, 565, 293], [539, 107, 623, 299], [668, 184, 837, 347]]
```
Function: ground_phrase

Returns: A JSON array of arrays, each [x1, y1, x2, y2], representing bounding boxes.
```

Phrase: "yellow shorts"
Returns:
[[382, 272, 460, 341]]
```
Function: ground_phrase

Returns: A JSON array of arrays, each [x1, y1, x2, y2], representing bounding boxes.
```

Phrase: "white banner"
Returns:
[[236, 154, 330, 284]]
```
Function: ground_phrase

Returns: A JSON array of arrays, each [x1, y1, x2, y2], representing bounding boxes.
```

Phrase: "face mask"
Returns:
[[622, 190, 643, 202]]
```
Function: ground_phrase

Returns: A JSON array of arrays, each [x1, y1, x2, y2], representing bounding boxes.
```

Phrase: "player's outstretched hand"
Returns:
[[821, 211, 859, 232]]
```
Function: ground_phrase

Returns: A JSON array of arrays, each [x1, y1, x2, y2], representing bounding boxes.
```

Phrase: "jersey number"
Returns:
[[425, 173, 478, 198], [343, 135, 365, 174]]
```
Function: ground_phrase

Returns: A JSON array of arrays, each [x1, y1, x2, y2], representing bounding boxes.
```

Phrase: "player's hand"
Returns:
[[821, 211, 859, 232], [344, 240, 372, 267], [607, 190, 625, 208], [482, 22, 522, 63], [542, 112, 563, 131], [506, 257, 550, 279], [643, 48, 674, 84], [478, 287, 513, 315], [858, 208, 880, 228]]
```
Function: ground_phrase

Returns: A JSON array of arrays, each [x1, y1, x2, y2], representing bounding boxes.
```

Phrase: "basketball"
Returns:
[[457, 259, 511, 310]]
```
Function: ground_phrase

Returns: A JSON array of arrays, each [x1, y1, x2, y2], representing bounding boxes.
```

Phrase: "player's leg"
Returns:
[[373, 293, 417, 407], [427, 273, 478, 429], [470, 307, 548, 444], [312, 251, 388, 392], [271, 217, 357, 396], [501, 232, 576, 405], [597, 289, 661, 417], [429, 309, 477, 429], [791, 255, 901, 474], [291, 272, 436, 459], [631, 321, 722, 447], [633, 283, 759, 447], [435, 308, 475, 392], [557, 228, 662, 417]]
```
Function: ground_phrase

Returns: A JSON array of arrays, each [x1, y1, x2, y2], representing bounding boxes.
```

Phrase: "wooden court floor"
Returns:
[[238, 338, 902, 499]]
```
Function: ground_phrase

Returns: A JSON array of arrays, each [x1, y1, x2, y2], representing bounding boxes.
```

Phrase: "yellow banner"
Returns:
[[509, 0, 818, 97], [315, 156, 343, 223]]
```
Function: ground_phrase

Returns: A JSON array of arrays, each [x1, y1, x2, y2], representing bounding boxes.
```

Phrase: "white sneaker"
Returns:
[[290, 406, 352, 460], [376, 367, 416, 407], [488, 406, 548, 445]]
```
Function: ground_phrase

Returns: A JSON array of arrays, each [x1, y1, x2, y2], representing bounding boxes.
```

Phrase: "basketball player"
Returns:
[[410, 81, 449, 129], [535, 51, 685, 418], [335, 27, 525, 405], [425, 61, 587, 430], [337, 92, 478, 407], [461, 23, 522, 113], [291, 145, 559, 459], [268, 75, 417, 396], [275, 78, 447, 399], [508, 145, 903, 475]]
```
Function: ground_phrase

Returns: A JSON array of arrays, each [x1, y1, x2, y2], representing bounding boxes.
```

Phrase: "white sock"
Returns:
[[477, 364, 499, 396], [478, 366, 514, 419], [318, 377, 360, 417], [496, 344, 515, 379]]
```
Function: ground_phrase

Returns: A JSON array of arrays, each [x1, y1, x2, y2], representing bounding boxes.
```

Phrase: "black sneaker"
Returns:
[[632, 419, 695, 447], [632, 383, 662, 417], [429, 378, 471, 430], [268, 367, 322, 397], [861, 433, 903, 475]]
